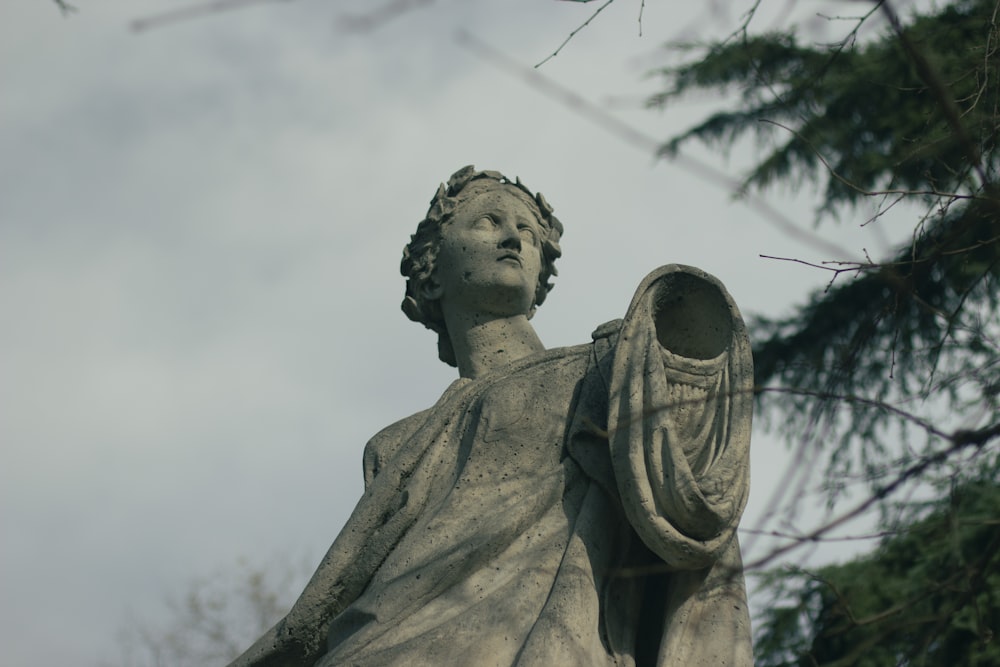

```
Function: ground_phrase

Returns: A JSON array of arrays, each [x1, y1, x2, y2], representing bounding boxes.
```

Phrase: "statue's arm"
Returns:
[[228, 410, 430, 667], [363, 409, 430, 489], [607, 265, 753, 570], [227, 617, 317, 667]]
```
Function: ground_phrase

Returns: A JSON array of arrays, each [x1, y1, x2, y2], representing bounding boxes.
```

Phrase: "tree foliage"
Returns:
[[755, 471, 1000, 667], [107, 558, 301, 667], [651, 1, 999, 440], [649, 0, 1000, 663]]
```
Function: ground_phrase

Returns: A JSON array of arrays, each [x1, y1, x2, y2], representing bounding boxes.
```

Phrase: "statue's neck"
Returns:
[[443, 312, 546, 379]]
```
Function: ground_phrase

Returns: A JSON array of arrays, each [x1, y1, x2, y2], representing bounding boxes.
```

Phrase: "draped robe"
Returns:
[[230, 265, 754, 667]]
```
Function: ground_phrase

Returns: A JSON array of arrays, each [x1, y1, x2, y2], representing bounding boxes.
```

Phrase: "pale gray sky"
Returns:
[[1, 1, 904, 664]]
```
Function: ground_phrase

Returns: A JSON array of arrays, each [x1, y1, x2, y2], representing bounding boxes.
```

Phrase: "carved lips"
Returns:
[[497, 251, 524, 267]]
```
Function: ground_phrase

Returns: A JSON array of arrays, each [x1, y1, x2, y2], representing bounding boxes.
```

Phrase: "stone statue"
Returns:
[[230, 166, 754, 666]]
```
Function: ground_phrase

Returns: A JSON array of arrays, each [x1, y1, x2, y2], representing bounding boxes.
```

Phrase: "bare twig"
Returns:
[[758, 254, 874, 291], [741, 527, 896, 542], [744, 388, 998, 571], [924, 255, 1000, 391], [860, 191, 907, 227], [336, 0, 434, 34], [761, 386, 952, 440], [52, 0, 77, 15], [762, 254, 864, 292], [456, 29, 857, 260], [805, 569, 942, 627], [726, 0, 763, 44], [814, 1, 885, 49], [744, 430, 990, 572], [537, 0, 616, 68], [964, 0, 1000, 115], [759, 119, 979, 201], [880, 0, 990, 187]]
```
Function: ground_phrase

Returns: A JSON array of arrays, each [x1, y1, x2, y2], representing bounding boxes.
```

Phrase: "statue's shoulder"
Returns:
[[362, 409, 431, 487]]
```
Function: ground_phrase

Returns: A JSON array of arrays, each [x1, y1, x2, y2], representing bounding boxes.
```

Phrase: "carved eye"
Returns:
[[518, 225, 538, 245], [471, 215, 496, 231]]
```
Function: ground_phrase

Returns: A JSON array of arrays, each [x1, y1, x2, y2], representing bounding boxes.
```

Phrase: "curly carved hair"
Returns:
[[400, 165, 564, 367]]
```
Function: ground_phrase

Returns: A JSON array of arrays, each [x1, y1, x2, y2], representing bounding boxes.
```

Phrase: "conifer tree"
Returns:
[[649, 1, 999, 662]]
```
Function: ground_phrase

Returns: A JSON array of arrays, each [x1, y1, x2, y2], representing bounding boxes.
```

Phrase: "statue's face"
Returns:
[[432, 185, 543, 320]]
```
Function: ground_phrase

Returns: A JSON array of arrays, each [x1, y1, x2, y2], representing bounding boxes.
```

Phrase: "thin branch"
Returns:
[[741, 527, 896, 542], [860, 191, 908, 227], [814, 1, 884, 50], [964, 0, 1000, 115], [757, 241, 1000, 300], [879, 0, 990, 187], [924, 255, 1000, 391], [537, 0, 616, 68], [759, 119, 979, 201], [759, 253, 870, 277], [52, 0, 77, 16], [760, 386, 951, 440], [743, 393, 998, 572], [744, 438, 977, 571], [336, 0, 434, 34], [804, 568, 956, 627], [737, 0, 874, 132], [455, 29, 858, 260], [131, 0, 293, 32], [725, 0, 763, 45], [759, 254, 871, 292], [740, 412, 831, 559], [911, 526, 1000, 655]]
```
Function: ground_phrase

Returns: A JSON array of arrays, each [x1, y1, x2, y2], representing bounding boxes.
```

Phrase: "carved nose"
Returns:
[[498, 223, 522, 251], [499, 236, 521, 251]]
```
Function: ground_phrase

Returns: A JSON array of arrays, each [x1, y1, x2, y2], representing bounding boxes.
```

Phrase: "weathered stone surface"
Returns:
[[230, 167, 753, 666]]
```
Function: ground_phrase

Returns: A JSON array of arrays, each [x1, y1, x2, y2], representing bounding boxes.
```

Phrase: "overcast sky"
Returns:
[[1, 1, 909, 664]]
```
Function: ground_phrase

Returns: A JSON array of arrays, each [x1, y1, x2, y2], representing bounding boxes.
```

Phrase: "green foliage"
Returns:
[[652, 0, 999, 214], [652, 0, 1000, 482], [649, 1, 1000, 664], [754, 471, 1000, 666], [751, 194, 999, 485]]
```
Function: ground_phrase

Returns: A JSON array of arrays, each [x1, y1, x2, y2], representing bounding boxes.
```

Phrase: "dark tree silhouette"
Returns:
[[646, 0, 999, 663]]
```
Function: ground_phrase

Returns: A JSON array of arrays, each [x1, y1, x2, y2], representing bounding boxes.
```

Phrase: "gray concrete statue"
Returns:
[[230, 166, 754, 666]]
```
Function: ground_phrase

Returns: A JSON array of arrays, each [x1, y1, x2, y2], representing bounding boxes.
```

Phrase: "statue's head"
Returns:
[[401, 165, 564, 367]]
